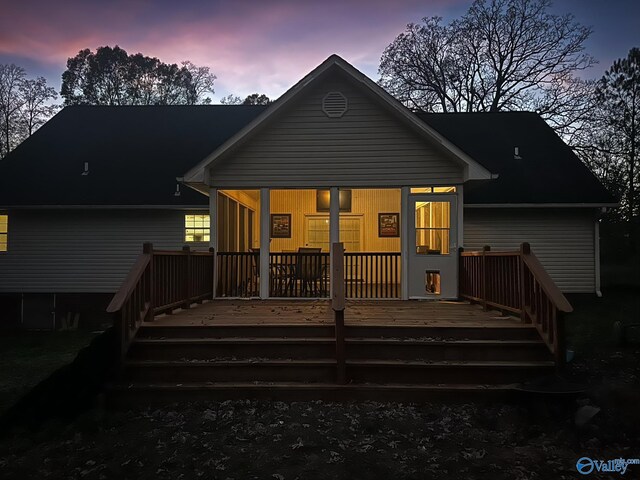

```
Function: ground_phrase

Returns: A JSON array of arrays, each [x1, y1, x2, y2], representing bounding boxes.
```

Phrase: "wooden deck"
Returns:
[[149, 299, 524, 327]]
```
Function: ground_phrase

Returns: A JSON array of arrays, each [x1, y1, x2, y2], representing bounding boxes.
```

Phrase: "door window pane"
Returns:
[[415, 201, 450, 255]]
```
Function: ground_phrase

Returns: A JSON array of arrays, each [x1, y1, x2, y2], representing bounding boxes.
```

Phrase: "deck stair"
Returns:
[[109, 319, 555, 404]]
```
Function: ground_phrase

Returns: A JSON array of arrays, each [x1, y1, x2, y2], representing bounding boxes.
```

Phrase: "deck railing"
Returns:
[[459, 243, 573, 368], [215, 251, 401, 298], [107, 243, 215, 362], [217, 251, 259, 297], [345, 252, 401, 298]]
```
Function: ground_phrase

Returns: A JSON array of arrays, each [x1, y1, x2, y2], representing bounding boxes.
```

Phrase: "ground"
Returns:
[[0, 288, 638, 479], [0, 331, 98, 416]]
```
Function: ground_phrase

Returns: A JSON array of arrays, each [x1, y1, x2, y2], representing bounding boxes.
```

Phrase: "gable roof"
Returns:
[[182, 54, 493, 189], [418, 111, 617, 205], [0, 105, 265, 207]]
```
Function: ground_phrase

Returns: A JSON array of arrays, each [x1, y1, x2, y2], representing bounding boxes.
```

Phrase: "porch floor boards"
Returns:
[[148, 299, 523, 327]]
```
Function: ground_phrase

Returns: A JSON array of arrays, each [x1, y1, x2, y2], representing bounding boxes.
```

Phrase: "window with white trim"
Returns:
[[185, 214, 210, 243], [0, 214, 7, 252], [305, 216, 362, 252]]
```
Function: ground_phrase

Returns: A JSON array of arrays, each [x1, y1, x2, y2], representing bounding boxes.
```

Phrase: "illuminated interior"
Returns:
[[0, 214, 7, 252], [410, 186, 456, 194], [269, 189, 400, 253], [184, 214, 210, 243], [415, 200, 451, 255]]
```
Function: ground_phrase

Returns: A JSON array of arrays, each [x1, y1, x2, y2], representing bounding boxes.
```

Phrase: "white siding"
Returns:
[[0, 209, 205, 293], [463, 208, 597, 293], [209, 70, 463, 188]]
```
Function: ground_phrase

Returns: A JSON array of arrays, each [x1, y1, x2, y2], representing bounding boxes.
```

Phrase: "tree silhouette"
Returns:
[[61, 46, 216, 106], [0, 64, 57, 158], [379, 0, 594, 137]]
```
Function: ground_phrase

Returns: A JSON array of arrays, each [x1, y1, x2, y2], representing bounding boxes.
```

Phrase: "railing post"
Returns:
[[457, 247, 464, 300], [209, 247, 216, 299], [482, 245, 490, 311], [143, 242, 154, 322], [183, 245, 192, 309], [554, 310, 566, 372], [332, 242, 346, 385], [519, 242, 528, 323]]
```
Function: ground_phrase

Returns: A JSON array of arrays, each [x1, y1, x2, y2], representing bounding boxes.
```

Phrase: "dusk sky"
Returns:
[[1, 0, 638, 102]]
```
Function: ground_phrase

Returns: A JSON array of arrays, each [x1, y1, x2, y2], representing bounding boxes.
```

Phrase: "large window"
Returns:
[[306, 216, 361, 252], [185, 214, 210, 243], [0, 214, 7, 252]]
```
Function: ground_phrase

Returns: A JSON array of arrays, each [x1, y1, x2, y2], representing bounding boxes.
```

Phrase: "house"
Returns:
[[0, 55, 616, 329]]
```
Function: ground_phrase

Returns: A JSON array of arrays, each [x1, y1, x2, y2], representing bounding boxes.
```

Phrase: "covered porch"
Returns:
[[205, 186, 458, 300]]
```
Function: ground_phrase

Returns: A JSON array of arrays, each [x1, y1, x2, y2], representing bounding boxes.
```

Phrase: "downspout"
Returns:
[[595, 211, 603, 297]]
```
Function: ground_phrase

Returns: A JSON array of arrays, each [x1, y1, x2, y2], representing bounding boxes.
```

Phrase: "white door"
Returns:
[[407, 193, 458, 299]]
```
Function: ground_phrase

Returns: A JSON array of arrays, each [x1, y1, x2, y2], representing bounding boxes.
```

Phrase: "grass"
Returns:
[[0, 331, 99, 416]]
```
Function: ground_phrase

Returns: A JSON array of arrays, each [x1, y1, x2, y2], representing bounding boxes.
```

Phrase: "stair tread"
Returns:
[[125, 358, 553, 367], [133, 337, 544, 345], [109, 381, 517, 391], [346, 359, 556, 367], [126, 358, 337, 366], [134, 337, 335, 344], [345, 338, 545, 345]]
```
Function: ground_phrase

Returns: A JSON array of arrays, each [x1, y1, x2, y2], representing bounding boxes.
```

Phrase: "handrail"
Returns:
[[459, 242, 573, 369], [106, 254, 151, 314], [521, 246, 573, 313], [107, 243, 216, 364]]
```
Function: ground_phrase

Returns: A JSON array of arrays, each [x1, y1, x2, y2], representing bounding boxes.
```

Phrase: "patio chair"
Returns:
[[295, 247, 325, 296]]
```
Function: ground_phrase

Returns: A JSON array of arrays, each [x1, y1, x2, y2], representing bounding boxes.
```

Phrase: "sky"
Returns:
[[0, 0, 638, 102]]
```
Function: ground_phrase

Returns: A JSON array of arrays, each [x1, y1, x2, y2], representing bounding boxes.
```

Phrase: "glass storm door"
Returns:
[[407, 194, 458, 298]]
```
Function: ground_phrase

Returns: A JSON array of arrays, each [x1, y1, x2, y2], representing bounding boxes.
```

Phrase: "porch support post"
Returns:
[[208, 187, 218, 298], [329, 187, 340, 297], [401, 186, 409, 300], [259, 188, 270, 299], [456, 184, 464, 298]]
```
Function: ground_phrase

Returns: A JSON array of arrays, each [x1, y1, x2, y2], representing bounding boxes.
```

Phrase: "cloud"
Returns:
[[0, 0, 469, 98]]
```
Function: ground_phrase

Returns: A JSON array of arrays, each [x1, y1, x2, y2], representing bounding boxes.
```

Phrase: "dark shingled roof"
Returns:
[[0, 105, 266, 206], [0, 106, 615, 207], [418, 111, 616, 205]]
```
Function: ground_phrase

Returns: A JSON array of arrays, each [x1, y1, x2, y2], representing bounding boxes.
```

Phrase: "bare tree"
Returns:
[[379, 0, 595, 136], [20, 77, 58, 136], [220, 93, 272, 105], [582, 48, 640, 236], [0, 64, 27, 157], [219, 94, 242, 105], [182, 61, 216, 104], [0, 65, 57, 158]]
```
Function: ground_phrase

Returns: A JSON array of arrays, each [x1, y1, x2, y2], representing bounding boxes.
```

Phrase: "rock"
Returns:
[[574, 405, 601, 427]]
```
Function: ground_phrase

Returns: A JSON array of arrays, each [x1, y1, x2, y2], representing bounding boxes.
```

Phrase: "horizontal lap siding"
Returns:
[[210, 71, 463, 188], [463, 208, 596, 293], [0, 210, 200, 293]]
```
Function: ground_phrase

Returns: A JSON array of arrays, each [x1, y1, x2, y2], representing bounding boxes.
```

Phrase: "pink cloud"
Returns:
[[0, 0, 469, 99]]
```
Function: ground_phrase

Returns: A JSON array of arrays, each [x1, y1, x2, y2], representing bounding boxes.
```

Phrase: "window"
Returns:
[[305, 216, 361, 252], [0, 214, 7, 251], [410, 186, 456, 193], [415, 201, 450, 255], [185, 214, 210, 243]]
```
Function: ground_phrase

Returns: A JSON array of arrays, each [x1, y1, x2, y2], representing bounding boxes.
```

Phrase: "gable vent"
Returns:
[[322, 91, 348, 118]]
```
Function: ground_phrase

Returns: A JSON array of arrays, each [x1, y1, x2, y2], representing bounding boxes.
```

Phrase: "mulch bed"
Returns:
[[1, 345, 638, 480]]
